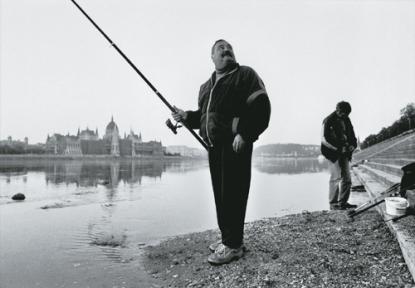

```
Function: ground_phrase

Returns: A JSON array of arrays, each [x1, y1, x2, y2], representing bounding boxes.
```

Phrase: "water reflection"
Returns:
[[43, 161, 165, 188], [0, 158, 326, 188], [0, 159, 208, 188], [0, 157, 331, 287], [254, 157, 328, 174]]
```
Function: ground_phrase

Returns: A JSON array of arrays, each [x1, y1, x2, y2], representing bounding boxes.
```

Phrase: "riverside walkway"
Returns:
[[352, 129, 415, 281]]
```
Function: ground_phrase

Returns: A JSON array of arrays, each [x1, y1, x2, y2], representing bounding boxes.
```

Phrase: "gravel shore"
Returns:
[[143, 210, 414, 287]]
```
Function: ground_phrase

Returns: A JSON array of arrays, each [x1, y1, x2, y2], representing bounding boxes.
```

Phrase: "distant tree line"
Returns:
[[361, 103, 415, 149], [0, 145, 45, 154], [254, 143, 320, 157]]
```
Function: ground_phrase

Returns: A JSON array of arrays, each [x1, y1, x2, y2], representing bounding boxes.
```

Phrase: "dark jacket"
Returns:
[[186, 64, 271, 146], [321, 111, 357, 162]]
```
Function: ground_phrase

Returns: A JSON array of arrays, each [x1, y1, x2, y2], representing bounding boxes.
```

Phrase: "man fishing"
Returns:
[[172, 39, 271, 265], [68, 2, 269, 264], [321, 101, 357, 210]]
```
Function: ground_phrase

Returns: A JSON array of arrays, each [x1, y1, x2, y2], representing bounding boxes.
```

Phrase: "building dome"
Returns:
[[105, 116, 119, 135]]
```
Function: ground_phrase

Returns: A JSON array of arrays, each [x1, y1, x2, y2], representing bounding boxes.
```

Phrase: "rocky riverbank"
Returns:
[[143, 210, 414, 288]]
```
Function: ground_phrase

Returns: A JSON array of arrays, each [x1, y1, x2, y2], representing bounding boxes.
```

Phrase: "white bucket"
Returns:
[[385, 197, 409, 216]]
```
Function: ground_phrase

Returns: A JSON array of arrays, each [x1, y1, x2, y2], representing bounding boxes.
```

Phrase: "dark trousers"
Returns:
[[208, 142, 253, 249]]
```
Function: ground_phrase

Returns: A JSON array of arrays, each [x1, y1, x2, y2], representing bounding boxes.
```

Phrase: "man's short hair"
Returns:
[[336, 101, 352, 114], [211, 39, 228, 55]]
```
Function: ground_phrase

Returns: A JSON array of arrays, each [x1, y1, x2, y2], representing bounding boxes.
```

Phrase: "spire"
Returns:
[[77, 127, 80, 137], [111, 115, 114, 122]]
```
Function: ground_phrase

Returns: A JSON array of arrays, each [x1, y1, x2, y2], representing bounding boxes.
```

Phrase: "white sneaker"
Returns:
[[207, 244, 244, 265], [209, 240, 222, 252]]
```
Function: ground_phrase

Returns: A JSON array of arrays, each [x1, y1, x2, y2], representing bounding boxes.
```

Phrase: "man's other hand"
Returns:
[[172, 106, 187, 122], [233, 134, 246, 153]]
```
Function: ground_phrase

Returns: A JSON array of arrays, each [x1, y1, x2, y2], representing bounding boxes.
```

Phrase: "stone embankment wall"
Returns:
[[352, 129, 415, 281], [353, 129, 415, 186]]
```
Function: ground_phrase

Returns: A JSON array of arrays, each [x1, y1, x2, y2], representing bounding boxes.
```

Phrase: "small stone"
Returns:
[[11, 193, 25, 201], [272, 253, 279, 260]]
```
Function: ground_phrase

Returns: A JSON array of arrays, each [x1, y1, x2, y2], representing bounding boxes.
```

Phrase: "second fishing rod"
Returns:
[[69, 0, 209, 151]]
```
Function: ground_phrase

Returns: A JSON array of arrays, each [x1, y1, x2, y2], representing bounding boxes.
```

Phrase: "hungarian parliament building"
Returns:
[[45, 117, 164, 157]]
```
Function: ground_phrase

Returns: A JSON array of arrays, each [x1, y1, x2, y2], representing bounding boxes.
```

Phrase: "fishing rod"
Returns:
[[69, 0, 209, 150]]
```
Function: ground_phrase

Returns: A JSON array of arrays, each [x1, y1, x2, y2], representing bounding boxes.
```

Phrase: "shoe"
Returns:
[[209, 240, 222, 253], [341, 202, 357, 209], [330, 204, 346, 210], [207, 244, 244, 265], [209, 240, 247, 253]]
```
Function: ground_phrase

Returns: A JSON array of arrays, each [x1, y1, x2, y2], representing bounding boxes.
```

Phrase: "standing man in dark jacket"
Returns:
[[321, 101, 357, 210], [172, 39, 271, 265]]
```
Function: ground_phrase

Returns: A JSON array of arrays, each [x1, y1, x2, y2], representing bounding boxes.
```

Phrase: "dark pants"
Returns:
[[208, 142, 253, 249]]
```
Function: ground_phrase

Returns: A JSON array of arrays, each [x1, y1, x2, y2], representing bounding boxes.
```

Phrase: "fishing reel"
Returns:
[[166, 119, 182, 135]]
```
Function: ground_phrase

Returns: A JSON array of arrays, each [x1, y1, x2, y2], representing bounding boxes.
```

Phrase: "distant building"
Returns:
[[103, 116, 120, 156], [127, 130, 142, 157], [46, 134, 82, 155], [45, 117, 164, 157], [0, 137, 44, 154], [78, 127, 99, 141], [0, 136, 30, 153], [0, 136, 28, 147]]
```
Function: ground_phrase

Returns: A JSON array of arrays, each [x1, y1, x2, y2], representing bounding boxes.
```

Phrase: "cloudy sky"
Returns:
[[1, 0, 414, 148]]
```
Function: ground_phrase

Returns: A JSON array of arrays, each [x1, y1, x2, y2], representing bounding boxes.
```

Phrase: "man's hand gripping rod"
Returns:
[[69, 0, 209, 151]]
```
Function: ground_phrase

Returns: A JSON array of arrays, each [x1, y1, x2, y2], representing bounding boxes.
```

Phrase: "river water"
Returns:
[[0, 158, 328, 288]]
